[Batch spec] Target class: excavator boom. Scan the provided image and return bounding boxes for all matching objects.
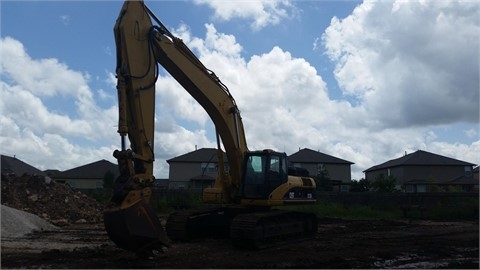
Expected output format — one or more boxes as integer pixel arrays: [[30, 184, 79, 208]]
[[104, 0, 317, 255]]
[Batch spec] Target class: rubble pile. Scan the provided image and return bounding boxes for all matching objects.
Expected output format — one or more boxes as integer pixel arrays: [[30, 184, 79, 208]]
[[1, 173, 104, 226]]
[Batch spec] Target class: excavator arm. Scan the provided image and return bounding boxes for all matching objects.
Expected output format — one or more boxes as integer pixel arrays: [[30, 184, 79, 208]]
[[104, 0, 317, 255], [104, 0, 248, 256], [103, 0, 169, 257]]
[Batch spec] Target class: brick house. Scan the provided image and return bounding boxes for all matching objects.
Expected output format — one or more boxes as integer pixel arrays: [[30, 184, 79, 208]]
[[288, 148, 354, 192], [364, 150, 477, 193]]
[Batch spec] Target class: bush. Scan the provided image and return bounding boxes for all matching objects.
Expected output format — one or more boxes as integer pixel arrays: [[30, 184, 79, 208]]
[[151, 191, 203, 214]]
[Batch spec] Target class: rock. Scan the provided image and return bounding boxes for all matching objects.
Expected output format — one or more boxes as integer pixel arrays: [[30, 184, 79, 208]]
[[75, 219, 87, 224], [51, 219, 70, 227], [45, 176, 52, 185]]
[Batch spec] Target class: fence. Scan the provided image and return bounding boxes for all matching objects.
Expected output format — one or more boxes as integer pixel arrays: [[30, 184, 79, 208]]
[[316, 191, 479, 207]]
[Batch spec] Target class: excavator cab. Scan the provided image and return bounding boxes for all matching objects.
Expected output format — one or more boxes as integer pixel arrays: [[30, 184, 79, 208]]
[[242, 150, 288, 199]]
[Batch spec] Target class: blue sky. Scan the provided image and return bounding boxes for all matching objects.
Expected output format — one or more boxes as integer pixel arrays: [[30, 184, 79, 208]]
[[1, 0, 479, 180]]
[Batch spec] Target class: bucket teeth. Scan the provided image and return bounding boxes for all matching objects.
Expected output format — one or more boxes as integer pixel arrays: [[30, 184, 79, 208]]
[[104, 199, 170, 256]]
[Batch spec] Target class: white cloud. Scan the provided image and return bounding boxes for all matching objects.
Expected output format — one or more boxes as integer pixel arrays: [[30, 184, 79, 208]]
[[59, 15, 70, 26], [0, 37, 119, 171], [1, 0, 478, 183], [193, 0, 297, 30], [1, 37, 90, 98], [464, 128, 478, 139], [428, 140, 480, 168], [322, 0, 479, 128], [0, 82, 93, 137]]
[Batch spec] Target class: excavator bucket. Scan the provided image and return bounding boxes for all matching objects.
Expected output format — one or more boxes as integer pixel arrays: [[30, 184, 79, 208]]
[[104, 198, 170, 257]]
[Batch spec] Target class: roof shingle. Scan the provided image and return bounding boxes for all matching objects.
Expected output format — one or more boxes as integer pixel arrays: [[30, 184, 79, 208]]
[[364, 150, 476, 172], [55, 160, 118, 179], [288, 148, 354, 164]]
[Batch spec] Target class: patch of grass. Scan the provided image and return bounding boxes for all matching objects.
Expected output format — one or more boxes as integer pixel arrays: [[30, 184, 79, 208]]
[[275, 200, 403, 220], [151, 191, 204, 214], [276, 196, 479, 221]]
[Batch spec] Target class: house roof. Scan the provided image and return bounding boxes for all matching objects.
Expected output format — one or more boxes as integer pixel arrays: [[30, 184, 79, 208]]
[[1, 155, 45, 176], [288, 148, 354, 165], [167, 148, 227, 163], [364, 150, 476, 172], [54, 160, 118, 179], [443, 174, 478, 185]]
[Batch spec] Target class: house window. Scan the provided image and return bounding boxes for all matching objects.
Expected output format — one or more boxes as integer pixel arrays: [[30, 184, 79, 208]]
[[417, 184, 426, 193], [317, 163, 326, 174], [201, 163, 217, 174], [465, 166, 472, 177], [67, 181, 76, 189], [405, 184, 415, 193]]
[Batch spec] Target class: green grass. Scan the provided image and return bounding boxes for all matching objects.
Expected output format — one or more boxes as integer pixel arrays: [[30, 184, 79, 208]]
[[274, 200, 403, 220], [151, 191, 204, 214], [275, 197, 479, 221]]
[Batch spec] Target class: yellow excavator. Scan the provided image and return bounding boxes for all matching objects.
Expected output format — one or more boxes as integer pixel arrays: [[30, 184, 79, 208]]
[[104, 0, 317, 257]]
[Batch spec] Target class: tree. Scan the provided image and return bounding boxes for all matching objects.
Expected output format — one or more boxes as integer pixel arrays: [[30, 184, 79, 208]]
[[371, 174, 398, 192], [350, 178, 370, 192], [315, 169, 332, 191], [103, 170, 115, 189]]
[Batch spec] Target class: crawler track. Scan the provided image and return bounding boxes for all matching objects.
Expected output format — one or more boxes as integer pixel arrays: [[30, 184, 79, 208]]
[[230, 210, 318, 249], [166, 208, 231, 240], [166, 208, 317, 249]]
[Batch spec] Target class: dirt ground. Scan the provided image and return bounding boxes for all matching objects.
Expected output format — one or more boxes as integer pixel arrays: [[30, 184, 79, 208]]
[[1, 218, 478, 269]]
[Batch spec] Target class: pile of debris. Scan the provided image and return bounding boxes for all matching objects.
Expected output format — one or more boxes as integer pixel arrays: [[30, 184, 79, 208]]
[[1, 173, 104, 226]]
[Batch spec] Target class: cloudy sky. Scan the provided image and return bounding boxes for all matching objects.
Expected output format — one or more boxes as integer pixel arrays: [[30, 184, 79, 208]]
[[1, 0, 478, 180]]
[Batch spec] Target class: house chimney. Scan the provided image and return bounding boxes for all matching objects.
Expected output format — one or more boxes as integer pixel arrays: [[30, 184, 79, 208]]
[[195, 145, 197, 151]]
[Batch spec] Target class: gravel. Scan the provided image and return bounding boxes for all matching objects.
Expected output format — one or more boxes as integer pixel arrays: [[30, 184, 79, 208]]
[[1, 204, 58, 238]]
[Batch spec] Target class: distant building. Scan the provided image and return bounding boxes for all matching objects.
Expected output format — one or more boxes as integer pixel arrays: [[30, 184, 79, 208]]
[[166, 148, 226, 190], [53, 160, 118, 190], [1, 155, 45, 176], [288, 148, 354, 192], [153, 178, 169, 191], [364, 150, 477, 193]]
